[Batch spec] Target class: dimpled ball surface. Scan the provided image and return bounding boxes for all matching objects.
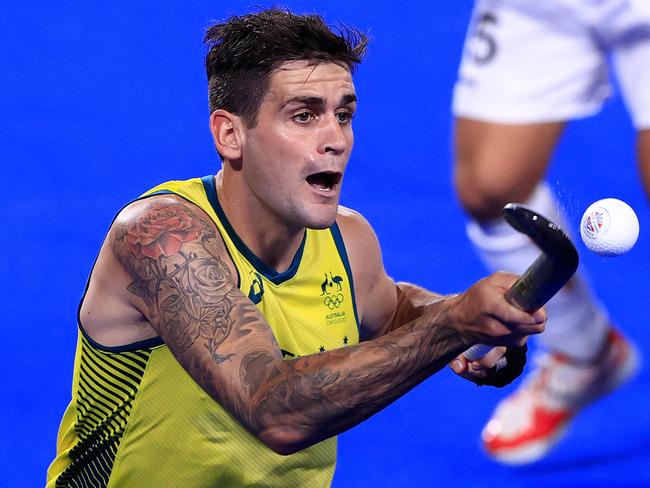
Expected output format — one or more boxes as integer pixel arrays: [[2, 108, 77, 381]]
[[580, 198, 639, 256]]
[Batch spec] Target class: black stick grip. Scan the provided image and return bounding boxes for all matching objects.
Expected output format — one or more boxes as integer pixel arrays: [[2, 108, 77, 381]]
[[464, 203, 579, 360]]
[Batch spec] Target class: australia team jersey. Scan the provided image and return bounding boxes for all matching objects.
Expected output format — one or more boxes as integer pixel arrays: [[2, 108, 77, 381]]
[[47, 175, 361, 487]]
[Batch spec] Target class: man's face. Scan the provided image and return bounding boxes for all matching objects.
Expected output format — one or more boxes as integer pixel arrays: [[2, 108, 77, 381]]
[[240, 60, 356, 230]]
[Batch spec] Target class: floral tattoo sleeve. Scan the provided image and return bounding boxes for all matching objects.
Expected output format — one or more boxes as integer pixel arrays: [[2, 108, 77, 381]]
[[113, 199, 256, 362], [110, 197, 467, 453]]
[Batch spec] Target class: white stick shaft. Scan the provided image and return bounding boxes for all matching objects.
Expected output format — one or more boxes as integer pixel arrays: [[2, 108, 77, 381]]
[[464, 343, 493, 361]]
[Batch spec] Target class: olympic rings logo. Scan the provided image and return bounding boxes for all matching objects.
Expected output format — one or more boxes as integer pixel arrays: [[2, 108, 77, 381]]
[[323, 293, 344, 309]]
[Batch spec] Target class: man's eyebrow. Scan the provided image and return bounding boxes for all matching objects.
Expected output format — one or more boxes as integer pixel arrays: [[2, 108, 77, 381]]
[[282, 96, 325, 109], [340, 94, 357, 106], [281, 94, 357, 109]]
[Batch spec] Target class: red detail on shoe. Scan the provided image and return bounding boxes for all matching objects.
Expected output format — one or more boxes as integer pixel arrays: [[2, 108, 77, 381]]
[[483, 406, 572, 453], [481, 326, 638, 462]]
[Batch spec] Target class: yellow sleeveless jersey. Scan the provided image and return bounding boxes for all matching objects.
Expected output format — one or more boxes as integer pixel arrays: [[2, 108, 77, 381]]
[[47, 175, 360, 487]]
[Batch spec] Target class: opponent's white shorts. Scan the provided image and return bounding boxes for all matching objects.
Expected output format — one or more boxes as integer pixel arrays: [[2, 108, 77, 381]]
[[452, 0, 650, 128]]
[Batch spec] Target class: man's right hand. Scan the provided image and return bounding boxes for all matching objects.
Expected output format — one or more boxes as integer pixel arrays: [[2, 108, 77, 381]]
[[446, 271, 546, 349]]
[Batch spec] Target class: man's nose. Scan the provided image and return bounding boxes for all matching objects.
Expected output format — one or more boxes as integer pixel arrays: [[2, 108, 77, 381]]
[[319, 116, 348, 155]]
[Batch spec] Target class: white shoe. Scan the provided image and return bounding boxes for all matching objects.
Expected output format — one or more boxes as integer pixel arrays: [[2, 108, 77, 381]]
[[481, 327, 639, 465]]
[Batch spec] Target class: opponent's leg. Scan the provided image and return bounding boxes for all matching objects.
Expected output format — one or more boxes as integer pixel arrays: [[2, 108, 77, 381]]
[[454, 118, 638, 465], [452, 0, 640, 464], [608, 1, 650, 198], [454, 118, 611, 361], [637, 129, 650, 197], [454, 119, 560, 220]]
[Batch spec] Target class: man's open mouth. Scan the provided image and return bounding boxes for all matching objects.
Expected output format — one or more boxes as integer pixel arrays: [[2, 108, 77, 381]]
[[306, 171, 342, 192]]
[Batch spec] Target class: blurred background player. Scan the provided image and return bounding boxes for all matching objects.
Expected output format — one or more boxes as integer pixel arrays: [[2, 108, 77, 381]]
[[452, 0, 648, 464]]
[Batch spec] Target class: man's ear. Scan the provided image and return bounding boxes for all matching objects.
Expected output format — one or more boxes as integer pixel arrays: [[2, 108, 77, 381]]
[[209, 109, 244, 160]]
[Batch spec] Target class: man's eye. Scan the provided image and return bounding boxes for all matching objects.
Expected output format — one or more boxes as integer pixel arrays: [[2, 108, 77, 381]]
[[294, 112, 314, 123], [336, 112, 354, 123]]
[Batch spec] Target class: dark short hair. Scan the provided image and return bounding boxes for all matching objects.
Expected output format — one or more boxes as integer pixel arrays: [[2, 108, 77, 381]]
[[204, 8, 368, 128]]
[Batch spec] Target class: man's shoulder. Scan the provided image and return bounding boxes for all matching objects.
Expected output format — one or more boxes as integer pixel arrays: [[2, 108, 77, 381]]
[[334, 205, 381, 267], [114, 193, 194, 226], [333, 208, 396, 334], [139, 176, 209, 198], [110, 193, 218, 261], [112, 176, 206, 222], [109, 190, 236, 284], [335, 205, 371, 234]]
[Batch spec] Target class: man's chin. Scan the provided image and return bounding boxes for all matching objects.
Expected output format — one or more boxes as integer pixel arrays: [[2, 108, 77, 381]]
[[306, 217, 337, 230], [304, 206, 339, 230]]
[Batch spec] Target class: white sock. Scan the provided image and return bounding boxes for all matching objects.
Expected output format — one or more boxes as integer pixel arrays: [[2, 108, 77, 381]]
[[466, 183, 610, 361]]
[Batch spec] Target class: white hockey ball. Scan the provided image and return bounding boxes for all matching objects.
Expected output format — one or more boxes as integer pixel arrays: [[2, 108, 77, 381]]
[[580, 198, 639, 256]]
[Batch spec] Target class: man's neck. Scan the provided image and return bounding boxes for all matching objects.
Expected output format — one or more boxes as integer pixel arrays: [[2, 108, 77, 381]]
[[215, 171, 305, 273]]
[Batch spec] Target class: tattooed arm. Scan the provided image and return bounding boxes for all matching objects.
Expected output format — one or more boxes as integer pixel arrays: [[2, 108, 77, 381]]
[[337, 207, 541, 381], [110, 196, 545, 455]]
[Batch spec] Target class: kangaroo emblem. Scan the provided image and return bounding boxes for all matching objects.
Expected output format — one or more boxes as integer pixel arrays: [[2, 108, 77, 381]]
[[320, 273, 332, 295]]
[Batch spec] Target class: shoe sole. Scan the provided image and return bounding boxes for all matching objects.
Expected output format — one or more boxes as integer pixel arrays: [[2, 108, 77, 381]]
[[488, 423, 569, 465]]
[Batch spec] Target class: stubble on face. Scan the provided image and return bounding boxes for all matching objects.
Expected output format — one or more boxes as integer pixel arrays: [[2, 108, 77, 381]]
[[240, 61, 356, 232]]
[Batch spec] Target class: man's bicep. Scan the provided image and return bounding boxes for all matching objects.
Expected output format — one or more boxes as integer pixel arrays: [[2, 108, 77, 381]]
[[359, 271, 399, 339], [110, 197, 282, 424]]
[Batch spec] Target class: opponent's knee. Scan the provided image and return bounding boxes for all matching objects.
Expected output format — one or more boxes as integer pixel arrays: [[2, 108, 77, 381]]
[[454, 166, 513, 220]]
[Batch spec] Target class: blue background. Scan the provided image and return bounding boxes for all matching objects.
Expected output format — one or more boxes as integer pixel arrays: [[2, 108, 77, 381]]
[[3, 1, 649, 486]]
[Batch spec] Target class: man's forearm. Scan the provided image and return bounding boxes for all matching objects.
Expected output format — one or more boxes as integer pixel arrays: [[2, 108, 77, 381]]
[[248, 294, 467, 454], [384, 282, 454, 334]]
